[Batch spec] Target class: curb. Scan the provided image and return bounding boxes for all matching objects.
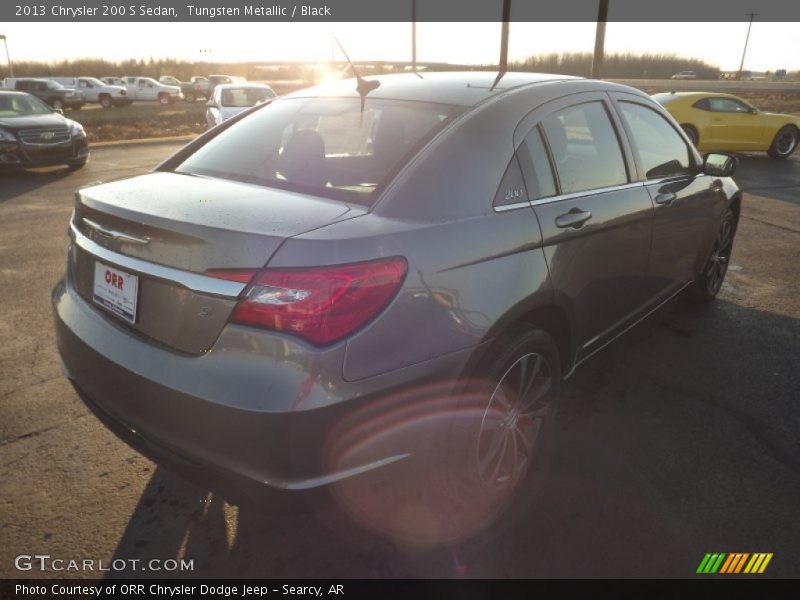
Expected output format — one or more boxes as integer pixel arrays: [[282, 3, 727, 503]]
[[91, 135, 197, 148]]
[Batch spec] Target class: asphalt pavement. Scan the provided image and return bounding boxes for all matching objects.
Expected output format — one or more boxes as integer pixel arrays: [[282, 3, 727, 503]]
[[0, 144, 798, 578]]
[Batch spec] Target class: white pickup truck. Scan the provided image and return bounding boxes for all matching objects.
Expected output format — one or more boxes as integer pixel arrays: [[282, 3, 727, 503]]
[[121, 77, 183, 104], [51, 77, 131, 108]]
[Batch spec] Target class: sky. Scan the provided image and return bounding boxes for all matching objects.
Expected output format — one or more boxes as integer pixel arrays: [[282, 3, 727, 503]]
[[1, 22, 798, 71]]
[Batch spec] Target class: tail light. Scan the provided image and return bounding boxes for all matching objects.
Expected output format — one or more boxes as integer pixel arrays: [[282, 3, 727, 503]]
[[207, 257, 407, 345]]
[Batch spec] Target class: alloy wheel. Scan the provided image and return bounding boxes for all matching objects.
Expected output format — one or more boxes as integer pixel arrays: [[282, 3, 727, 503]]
[[476, 352, 553, 490], [706, 217, 734, 295]]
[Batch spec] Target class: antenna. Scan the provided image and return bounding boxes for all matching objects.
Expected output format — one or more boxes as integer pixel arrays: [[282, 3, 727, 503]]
[[334, 37, 380, 123], [489, 0, 511, 91]]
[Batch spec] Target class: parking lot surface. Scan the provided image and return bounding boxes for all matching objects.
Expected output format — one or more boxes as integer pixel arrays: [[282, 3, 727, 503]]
[[1, 144, 798, 578]]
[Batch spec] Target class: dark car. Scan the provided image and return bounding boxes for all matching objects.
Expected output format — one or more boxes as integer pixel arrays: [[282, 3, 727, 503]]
[[53, 73, 739, 543], [0, 91, 89, 170], [13, 79, 86, 111]]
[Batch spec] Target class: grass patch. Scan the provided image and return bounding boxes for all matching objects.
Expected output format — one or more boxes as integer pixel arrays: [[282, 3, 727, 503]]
[[69, 102, 208, 142]]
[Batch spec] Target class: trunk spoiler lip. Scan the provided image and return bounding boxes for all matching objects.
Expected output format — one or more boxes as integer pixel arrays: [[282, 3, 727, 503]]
[[69, 220, 246, 299]]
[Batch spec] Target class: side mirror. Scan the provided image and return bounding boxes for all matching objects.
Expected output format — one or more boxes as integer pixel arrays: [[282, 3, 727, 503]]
[[703, 153, 737, 177]]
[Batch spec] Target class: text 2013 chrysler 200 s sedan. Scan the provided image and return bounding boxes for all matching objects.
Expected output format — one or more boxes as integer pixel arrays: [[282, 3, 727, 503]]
[[53, 72, 739, 542]]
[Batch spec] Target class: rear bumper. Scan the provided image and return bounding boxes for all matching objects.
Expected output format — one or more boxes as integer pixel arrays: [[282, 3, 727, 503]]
[[52, 274, 475, 494]]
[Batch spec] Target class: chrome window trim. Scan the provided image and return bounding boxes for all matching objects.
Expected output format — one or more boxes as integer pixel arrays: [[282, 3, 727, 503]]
[[493, 201, 532, 213], [69, 221, 246, 299], [529, 181, 646, 207]]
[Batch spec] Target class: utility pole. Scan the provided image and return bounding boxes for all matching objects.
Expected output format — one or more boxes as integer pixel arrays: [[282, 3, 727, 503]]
[[590, 0, 609, 79], [411, 0, 417, 72], [0, 35, 12, 77], [737, 12, 757, 80], [490, 0, 511, 90]]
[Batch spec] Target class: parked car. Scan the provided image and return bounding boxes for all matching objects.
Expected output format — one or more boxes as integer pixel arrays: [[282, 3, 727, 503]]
[[159, 76, 210, 102], [671, 71, 697, 80], [207, 74, 246, 94], [100, 77, 127, 87], [653, 91, 800, 158], [9, 79, 85, 111], [52, 76, 131, 109], [0, 90, 88, 170], [205, 83, 276, 128], [121, 77, 182, 104], [53, 73, 740, 539]]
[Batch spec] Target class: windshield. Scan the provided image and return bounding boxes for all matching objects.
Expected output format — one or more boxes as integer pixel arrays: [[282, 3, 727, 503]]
[[220, 87, 275, 107], [0, 93, 54, 116], [83, 77, 106, 86], [175, 97, 464, 205]]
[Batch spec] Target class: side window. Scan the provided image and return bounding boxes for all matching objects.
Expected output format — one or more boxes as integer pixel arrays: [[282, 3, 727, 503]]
[[540, 101, 628, 194], [693, 98, 710, 111], [708, 98, 750, 113], [493, 156, 529, 207], [517, 126, 556, 199], [618, 102, 692, 179]]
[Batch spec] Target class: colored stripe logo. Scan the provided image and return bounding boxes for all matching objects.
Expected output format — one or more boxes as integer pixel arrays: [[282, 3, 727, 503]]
[[697, 553, 773, 574]]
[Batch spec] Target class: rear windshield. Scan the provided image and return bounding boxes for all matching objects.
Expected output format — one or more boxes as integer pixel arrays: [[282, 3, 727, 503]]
[[174, 97, 465, 205]]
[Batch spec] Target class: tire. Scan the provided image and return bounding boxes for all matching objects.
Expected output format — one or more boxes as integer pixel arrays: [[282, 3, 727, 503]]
[[184, 92, 196, 103], [681, 124, 699, 146], [158, 93, 170, 106], [688, 208, 736, 303], [67, 158, 87, 171], [767, 125, 798, 159], [51, 98, 64, 111], [99, 94, 113, 109], [433, 327, 562, 544]]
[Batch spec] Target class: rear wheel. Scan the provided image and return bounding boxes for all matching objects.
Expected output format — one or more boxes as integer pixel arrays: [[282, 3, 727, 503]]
[[767, 125, 798, 159], [681, 124, 699, 146], [436, 328, 562, 543], [688, 208, 736, 303]]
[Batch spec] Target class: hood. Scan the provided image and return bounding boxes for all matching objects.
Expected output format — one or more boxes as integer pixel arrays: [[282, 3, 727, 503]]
[[0, 112, 68, 131]]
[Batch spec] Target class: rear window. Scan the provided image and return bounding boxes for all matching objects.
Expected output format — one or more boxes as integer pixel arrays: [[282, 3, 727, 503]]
[[174, 97, 464, 205], [220, 87, 275, 107]]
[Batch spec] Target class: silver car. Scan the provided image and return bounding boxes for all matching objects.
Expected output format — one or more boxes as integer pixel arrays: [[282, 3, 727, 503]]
[[205, 83, 276, 128], [53, 72, 739, 543]]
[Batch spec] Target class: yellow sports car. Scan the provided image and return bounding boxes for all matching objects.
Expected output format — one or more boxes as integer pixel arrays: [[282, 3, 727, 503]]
[[652, 92, 800, 159]]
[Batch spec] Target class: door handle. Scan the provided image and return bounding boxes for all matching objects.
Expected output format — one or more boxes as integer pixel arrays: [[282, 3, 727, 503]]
[[555, 208, 592, 229], [654, 191, 677, 206]]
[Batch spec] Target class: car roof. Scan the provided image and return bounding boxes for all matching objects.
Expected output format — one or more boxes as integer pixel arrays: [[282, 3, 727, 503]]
[[283, 71, 582, 107]]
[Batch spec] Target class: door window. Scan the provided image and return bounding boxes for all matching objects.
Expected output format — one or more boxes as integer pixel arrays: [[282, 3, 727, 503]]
[[540, 102, 628, 194], [618, 102, 693, 179], [517, 126, 557, 199], [707, 98, 751, 113]]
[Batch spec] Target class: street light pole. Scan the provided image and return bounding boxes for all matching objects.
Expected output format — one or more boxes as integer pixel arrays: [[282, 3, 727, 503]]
[[737, 12, 756, 80], [0, 35, 13, 78]]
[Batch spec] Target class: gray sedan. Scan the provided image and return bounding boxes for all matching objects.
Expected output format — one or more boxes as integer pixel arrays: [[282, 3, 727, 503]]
[[53, 72, 739, 544]]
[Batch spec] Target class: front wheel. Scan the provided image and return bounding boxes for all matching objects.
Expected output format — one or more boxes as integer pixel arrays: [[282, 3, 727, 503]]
[[688, 208, 736, 303], [767, 125, 798, 159], [158, 93, 170, 106], [99, 95, 113, 109]]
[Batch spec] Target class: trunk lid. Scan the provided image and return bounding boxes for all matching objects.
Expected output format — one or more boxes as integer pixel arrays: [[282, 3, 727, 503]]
[[70, 171, 362, 354]]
